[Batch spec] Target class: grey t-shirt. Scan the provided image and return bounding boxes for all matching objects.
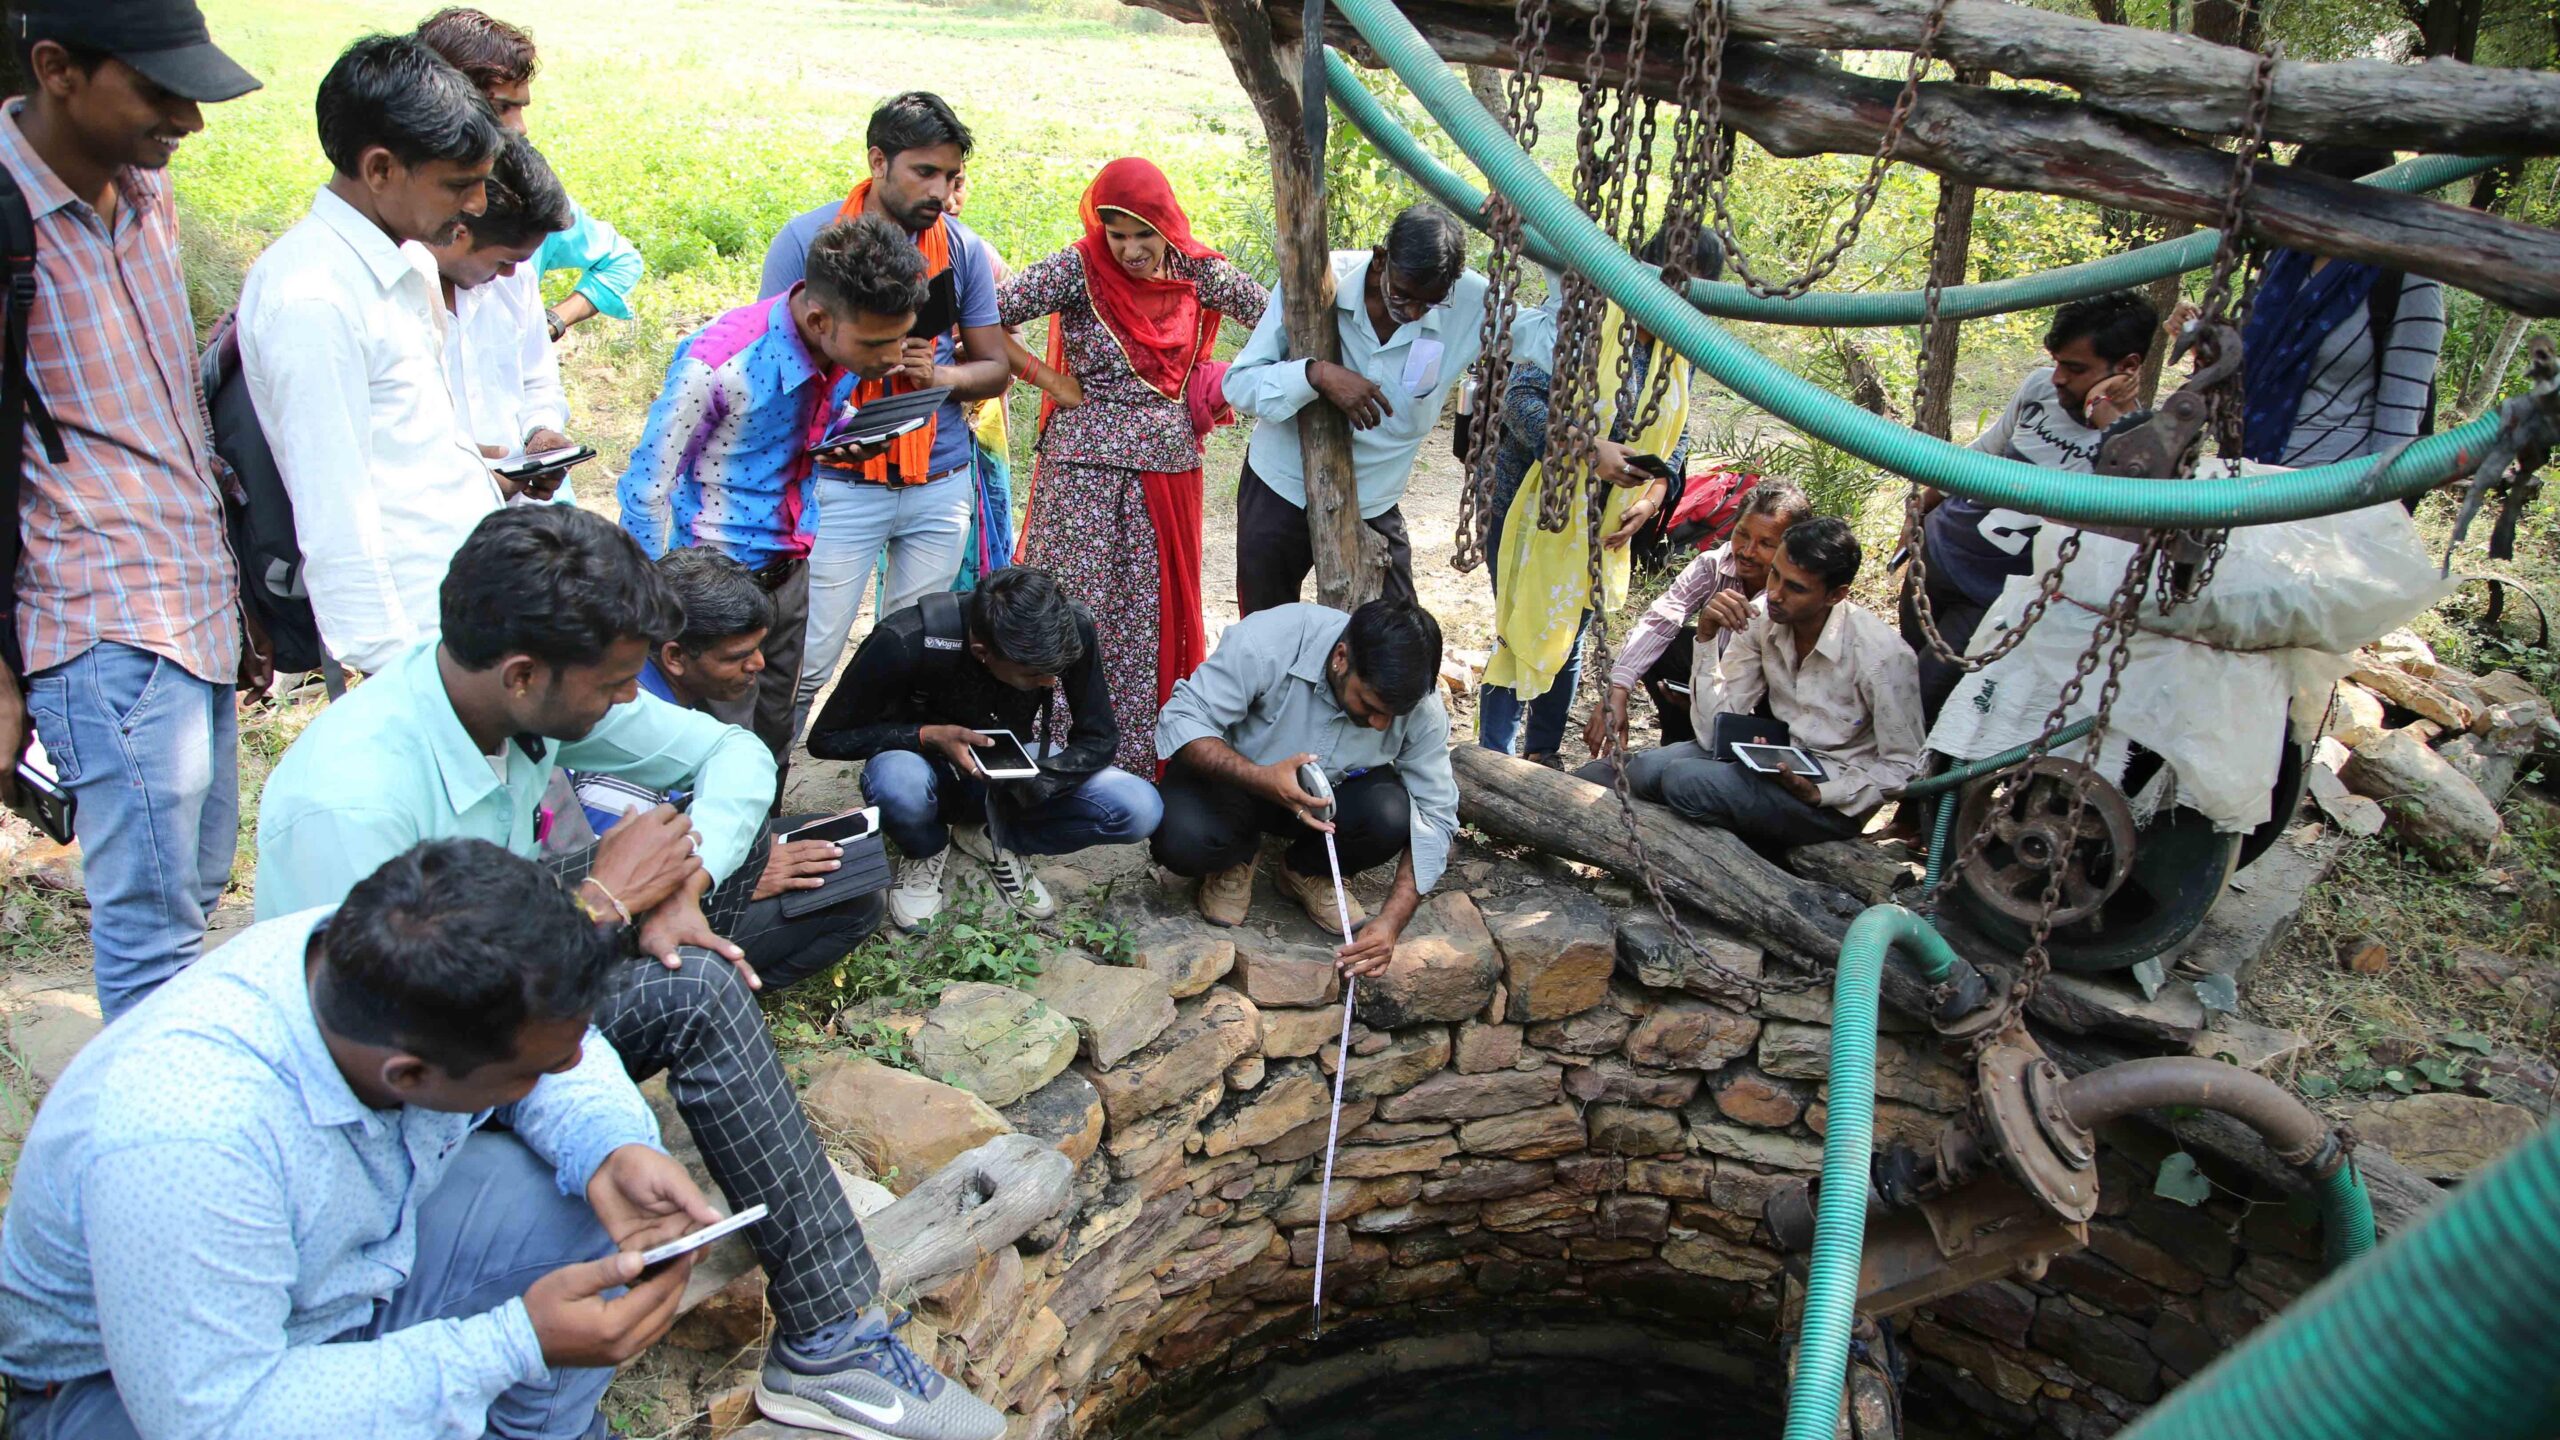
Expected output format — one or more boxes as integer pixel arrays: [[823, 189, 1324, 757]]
[[1925, 367, 2102, 606]]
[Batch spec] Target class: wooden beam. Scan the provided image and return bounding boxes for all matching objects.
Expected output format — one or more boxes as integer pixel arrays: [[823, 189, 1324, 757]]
[[1127, 0, 2560, 314], [1197, 0, 1381, 611]]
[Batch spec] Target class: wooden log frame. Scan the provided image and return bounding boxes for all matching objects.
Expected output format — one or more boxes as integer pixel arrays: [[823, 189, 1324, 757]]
[[1126, 0, 2560, 314], [1196, 0, 1387, 611]]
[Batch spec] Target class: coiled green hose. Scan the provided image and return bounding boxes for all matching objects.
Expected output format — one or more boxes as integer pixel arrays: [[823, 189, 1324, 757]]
[[1321, 49, 2496, 327], [1328, 0, 2520, 529], [2123, 1124, 2560, 1440], [2318, 1162, 2376, 1268], [1783, 905, 1961, 1440]]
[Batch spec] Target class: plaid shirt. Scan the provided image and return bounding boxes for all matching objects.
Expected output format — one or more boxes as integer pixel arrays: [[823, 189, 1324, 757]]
[[0, 104, 236, 682]]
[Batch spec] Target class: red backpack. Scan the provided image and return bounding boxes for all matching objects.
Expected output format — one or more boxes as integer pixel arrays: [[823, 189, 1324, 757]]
[[1663, 468, 1761, 552]]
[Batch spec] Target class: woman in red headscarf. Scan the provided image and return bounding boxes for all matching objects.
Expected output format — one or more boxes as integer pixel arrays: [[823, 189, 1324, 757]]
[[998, 157, 1267, 777]]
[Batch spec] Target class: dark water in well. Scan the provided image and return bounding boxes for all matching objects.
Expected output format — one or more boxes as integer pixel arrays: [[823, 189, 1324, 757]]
[[1272, 1352, 1788, 1440]]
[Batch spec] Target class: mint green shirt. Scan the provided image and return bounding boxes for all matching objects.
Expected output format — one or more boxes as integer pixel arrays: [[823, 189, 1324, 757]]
[[253, 641, 776, 919]]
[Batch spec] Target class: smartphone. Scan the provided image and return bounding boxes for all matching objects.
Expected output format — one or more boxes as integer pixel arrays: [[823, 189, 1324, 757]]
[[1731, 742, 1830, 782], [1661, 678, 1693, 697], [637, 1202, 769, 1276], [972, 728, 1042, 781], [10, 746, 73, 846], [1623, 451, 1677, 480], [785, 807, 879, 847], [495, 444, 597, 481]]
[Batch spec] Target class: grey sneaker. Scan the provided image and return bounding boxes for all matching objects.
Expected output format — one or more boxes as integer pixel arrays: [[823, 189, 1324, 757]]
[[986, 847, 1056, 920], [886, 850, 949, 931], [756, 1308, 1003, 1440]]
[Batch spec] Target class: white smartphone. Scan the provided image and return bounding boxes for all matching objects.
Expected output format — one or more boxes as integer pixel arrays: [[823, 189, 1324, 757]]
[[638, 1202, 768, 1271], [1731, 742, 1829, 782], [972, 728, 1042, 781]]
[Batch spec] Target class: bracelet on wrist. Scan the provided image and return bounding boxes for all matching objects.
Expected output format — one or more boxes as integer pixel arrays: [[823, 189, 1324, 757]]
[[578, 876, 633, 927], [545, 308, 569, 342]]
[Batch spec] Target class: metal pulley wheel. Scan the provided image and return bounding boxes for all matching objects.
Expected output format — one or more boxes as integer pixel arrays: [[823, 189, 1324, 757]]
[[1953, 757, 2138, 928]]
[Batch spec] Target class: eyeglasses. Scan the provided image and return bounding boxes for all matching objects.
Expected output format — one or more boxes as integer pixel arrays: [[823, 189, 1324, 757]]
[[1379, 266, 1452, 321]]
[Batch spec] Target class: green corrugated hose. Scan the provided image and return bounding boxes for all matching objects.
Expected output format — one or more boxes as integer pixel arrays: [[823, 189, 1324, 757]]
[[2123, 1123, 2560, 1440], [1784, 905, 1961, 1440], [2318, 1163, 2376, 1267], [1329, 0, 2520, 528], [1321, 49, 2496, 327]]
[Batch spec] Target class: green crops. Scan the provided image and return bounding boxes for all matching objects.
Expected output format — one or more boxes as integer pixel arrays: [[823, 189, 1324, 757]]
[[1322, 50, 2496, 327], [1782, 905, 1962, 1440], [1329, 0, 2519, 528], [2123, 1126, 2560, 1440]]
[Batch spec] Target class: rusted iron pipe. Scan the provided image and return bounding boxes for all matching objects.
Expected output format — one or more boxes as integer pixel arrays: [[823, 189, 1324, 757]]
[[2061, 1056, 2329, 1170]]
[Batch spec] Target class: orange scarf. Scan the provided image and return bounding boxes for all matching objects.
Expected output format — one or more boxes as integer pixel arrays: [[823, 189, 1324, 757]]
[[828, 182, 954, 485]]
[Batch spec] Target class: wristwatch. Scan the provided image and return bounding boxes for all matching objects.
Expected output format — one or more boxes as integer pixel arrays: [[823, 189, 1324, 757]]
[[545, 307, 569, 342]]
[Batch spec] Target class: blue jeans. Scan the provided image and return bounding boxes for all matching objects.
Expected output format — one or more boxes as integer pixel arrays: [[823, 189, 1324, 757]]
[[22, 642, 239, 1020], [861, 749, 1163, 859], [1476, 611, 1589, 758], [795, 471, 975, 738], [0, 1133, 617, 1440]]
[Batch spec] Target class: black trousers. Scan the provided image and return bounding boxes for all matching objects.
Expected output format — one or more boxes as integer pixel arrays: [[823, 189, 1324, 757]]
[[1897, 574, 1991, 729], [732, 814, 886, 992], [1640, 624, 1700, 748], [1151, 760, 1411, 879], [1235, 460, 1416, 617], [546, 821, 883, 1337]]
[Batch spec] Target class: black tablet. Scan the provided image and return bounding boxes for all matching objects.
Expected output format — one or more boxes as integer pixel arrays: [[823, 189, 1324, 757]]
[[810, 387, 953, 453], [495, 443, 597, 481]]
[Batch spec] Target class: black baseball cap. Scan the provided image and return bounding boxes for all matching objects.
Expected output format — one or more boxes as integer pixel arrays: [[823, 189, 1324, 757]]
[[11, 0, 262, 104]]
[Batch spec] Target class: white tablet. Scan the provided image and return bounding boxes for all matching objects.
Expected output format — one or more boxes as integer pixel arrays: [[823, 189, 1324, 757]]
[[1731, 742, 1828, 782], [973, 728, 1043, 781]]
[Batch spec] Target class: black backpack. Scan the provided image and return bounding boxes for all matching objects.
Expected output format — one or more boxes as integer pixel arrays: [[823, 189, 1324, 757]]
[[200, 310, 326, 673], [0, 166, 67, 678]]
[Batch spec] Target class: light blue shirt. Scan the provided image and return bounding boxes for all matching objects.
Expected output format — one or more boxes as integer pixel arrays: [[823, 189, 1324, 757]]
[[0, 907, 660, 1437], [254, 640, 776, 919], [1222, 251, 1557, 519], [533, 198, 644, 321], [1156, 603, 1459, 891]]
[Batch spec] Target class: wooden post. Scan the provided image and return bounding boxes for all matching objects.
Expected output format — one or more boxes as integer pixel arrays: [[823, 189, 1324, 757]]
[[1912, 140, 1979, 440], [1197, 0, 1381, 611]]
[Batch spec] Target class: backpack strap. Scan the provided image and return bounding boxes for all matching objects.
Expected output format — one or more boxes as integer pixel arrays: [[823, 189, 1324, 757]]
[[909, 589, 970, 708], [0, 165, 65, 678]]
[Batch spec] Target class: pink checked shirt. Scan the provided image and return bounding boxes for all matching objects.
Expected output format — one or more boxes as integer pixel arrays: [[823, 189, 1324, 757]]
[[0, 104, 236, 683]]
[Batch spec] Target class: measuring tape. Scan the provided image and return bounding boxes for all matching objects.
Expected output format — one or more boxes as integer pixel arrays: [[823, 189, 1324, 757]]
[[1300, 761, 1361, 1337]]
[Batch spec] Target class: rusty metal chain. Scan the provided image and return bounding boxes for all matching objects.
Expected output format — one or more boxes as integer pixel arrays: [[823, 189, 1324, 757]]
[[2199, 29, 2279, 464], [1696, 0, 1953, 300], [1451, 0, 1558, 574]]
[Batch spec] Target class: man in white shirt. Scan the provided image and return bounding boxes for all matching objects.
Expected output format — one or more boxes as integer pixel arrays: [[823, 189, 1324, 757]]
[[237, 33, 508, 673], [1620, 518, 1925, 850], [1221, 204, 1556, 614], [426, 131, 578, 500]]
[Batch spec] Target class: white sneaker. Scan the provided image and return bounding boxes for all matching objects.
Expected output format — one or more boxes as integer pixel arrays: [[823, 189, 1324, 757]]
[[887, 850, 950, 930], [986, 848, 1056, 920], [949, 822, 994, 864]]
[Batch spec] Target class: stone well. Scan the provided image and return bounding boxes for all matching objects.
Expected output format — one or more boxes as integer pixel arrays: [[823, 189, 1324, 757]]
[[728, 850, 2371, 1440]]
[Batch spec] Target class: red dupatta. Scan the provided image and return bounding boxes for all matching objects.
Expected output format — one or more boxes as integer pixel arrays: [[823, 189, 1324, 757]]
[[1041, 157, 1228, 432]]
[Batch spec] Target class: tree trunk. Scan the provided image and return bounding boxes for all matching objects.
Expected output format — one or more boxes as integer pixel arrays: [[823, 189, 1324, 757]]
[[2458, 308, 2530, 420], [1466, 62, 1510, 126], [1913, 159, 1979, 441], [1835, 332, 1899, 420], [1197, 0, 1379, 611], [1451, 745, 1869, 963], [2136, 228, 2193, 409], [1140, 0, 2560, 313]]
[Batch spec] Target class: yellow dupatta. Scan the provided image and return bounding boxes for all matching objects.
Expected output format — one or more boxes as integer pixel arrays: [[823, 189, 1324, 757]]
[[1482, 313, 1695, 701]]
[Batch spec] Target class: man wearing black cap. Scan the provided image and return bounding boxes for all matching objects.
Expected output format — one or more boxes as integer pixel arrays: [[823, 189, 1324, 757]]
[[0, 0, 261, 1020]]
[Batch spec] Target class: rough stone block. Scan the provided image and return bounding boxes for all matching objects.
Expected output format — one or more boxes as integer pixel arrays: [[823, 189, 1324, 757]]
[[1933, 1278, 2038, 1349], [911, 982, 1080, 1108], [2341, 1092, 2539, 1179], [1587, 1103, 1685, 1155], [1684, 1112, 1822, 1172], [1553, 1154, 1627, 1195], [1616, 907, 1764, 1003], [1625, 1156, 1716, 1200], [1453, 1019, 1525, 1074], [1199, 1059, 1330, 1158], [1230, 936, 1341, 1008], [1595, 1193, 1672, 1242], [1458, 1103, 1587, 1159], [1623, 994, 1761, 1071], [803, 1056, 1012, 1195], [1225, 1054, 1266, 1090], [1347, 1118, 1453, 1144], [1709, 1067, 1805, 1128], [1331, 1136, 1463, 1178], [1758, 1021, 1968, 1112], [1361, 896, 1502, 1027], [1132, 920, 1236, 998], [1000, 1069, 1106, 1168], [1418, 1157, 1554, 1204], [1256, 1099, 1375, 1164], [1321, 1024, 1451, 1100], [1029, 950, 1177, 1071], [1260, 1007, 1341, 1060], [2030, 1296, 2161, 1403], [1483, 890, 1617, 1021], [1373, 1065, 1561, 1122], [1084, 987, 1261, 1128], [1480, 1188, 1593, 1231], [1155, 1219, 1277, 1296], [1661, 1230, 1781, 1282], [1526, 1007, 1635, 1055], [1562, 1057, 1700, 1109]]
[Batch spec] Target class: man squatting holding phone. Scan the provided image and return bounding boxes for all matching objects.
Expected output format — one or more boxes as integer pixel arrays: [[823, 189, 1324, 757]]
[[804, 565, 1162, 930]]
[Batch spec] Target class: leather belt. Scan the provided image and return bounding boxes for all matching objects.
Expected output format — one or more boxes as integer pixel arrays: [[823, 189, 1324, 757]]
[[751, 556, 806, 593]]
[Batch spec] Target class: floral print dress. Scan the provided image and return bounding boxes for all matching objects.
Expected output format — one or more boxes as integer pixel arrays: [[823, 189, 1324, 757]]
[[998, 247, 1267, 775]]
